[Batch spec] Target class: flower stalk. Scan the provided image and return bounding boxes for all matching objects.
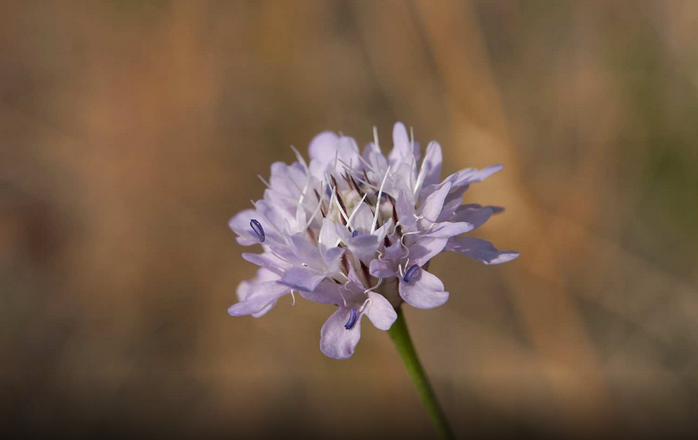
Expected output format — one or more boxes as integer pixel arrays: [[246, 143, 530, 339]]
[[388, 306, 455, 440]]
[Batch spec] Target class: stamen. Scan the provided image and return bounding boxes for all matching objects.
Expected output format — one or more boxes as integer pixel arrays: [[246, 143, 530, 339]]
[[364, 277, 383, 295], [373, 126, 381, 153], [345, 308, 358, 330], [353, 175, 379, 191], [357, 154, 378, 175], [250, 219, 265, 242], [359, 298, 373, 313], [403, 264, 420, 283], [289, 145, 308, 170], [399, 230, 420, 257], [346, 193, 368, 230], [338, 284, 349, 306], [298, 177, 310, 204], [414, 153, 429, 196], [305, 195, 324, 230], [331, 188, 350, 226], [257, 175, 272, 189], [408, 156, 416, 192], [371, 165, 391, 234], [332, 149, 339, 172], [352, 230, 359, 238]]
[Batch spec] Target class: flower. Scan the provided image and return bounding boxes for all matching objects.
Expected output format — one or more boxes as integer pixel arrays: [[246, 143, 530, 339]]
[[228, 123, 519, 359]]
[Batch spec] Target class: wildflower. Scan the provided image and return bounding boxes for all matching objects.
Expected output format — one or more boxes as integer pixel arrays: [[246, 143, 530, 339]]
[[228, 123, 518, 359]]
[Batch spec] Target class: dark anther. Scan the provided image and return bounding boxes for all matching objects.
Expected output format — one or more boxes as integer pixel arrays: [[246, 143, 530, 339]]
[[345, 308, 358, 330], [250, 219, 265, 242], [403, 264, 420, 283]]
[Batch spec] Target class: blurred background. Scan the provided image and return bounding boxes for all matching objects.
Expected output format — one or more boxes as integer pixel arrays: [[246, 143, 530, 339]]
[[2, 0, 698, 438]]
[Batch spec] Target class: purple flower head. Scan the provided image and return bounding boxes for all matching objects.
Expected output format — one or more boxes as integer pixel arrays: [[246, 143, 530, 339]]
[[229, 122, 518, 359]]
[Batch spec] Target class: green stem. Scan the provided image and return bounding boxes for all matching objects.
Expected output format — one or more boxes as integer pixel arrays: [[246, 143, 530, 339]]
[[388, 306, 455, 440]]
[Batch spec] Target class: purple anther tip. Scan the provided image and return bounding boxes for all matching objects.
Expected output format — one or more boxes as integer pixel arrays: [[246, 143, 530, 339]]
[[344, 308, 358, 330], [403, 264, 420, 283], [250, 219, 265, 242], [352, 230, 359, 238]]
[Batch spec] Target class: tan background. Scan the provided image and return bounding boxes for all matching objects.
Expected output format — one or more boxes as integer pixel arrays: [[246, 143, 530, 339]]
[[2, 0, 698, 438]]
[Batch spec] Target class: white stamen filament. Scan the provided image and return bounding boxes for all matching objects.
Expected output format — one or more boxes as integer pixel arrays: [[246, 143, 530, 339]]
[[289, 145, 312, 204], [346, 193, 368, 230], [408, 156, 416, 193], [324, 176, 350, 226], [326, 184, 337, 220], [359, 298, 373, 313], [258, 175, 305, 203], [338, 285, 348, 307], [298, 176, 310, 204], [351, 175, 379, 191], [332, 150, 339, 172], [304, 195, 324, 230], [373, 126, 381, 153], [371, 165, 391, 234], [399, 230, 420, 260], [289, 145, 308, 170], [364, 277, 383, 295], [356, 154, 378, 175], [257, 175, 271, 188], [414, 155, 428, 196]]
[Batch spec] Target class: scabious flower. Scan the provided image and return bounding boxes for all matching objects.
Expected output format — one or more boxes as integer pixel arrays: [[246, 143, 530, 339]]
[[228, 123, 518, 359]]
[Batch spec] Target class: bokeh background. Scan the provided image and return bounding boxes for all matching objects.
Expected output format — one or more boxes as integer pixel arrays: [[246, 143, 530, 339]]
[[2, 0, 698, 438]]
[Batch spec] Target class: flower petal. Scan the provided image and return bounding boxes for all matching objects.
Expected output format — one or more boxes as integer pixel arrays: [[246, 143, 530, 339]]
[[228, 281, 290, 316], [420, 181, 452, 222], [346, 234, 380, 264], [278, 267, 326, 292], [460, 203, 504, 214], [436, 198, 461, 223], [421, 141, 443, 187], [308, 131, 340, 163], [451, 164, 503, 187], [369, 258, 395, 278], [388, 122, 412, 165], [452, 205, 495, 229], [423, 221, 474, 238], [399, 269, 449, 309], [236, 268, 280, 317], [242, 252, 291, 275], [366, 292, 397, 330], [320, 307, 362, 360], [318, 218, 340, 248], [396, 190, 418, 231], [350, 202, 375, 233], [300, 281, 343, 305], [289, 234, 325, 268], [228, 209, 261, 246], [408, 237, 448, 266], [446, 237, 519, 265], [322, 246, 345, 273]]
